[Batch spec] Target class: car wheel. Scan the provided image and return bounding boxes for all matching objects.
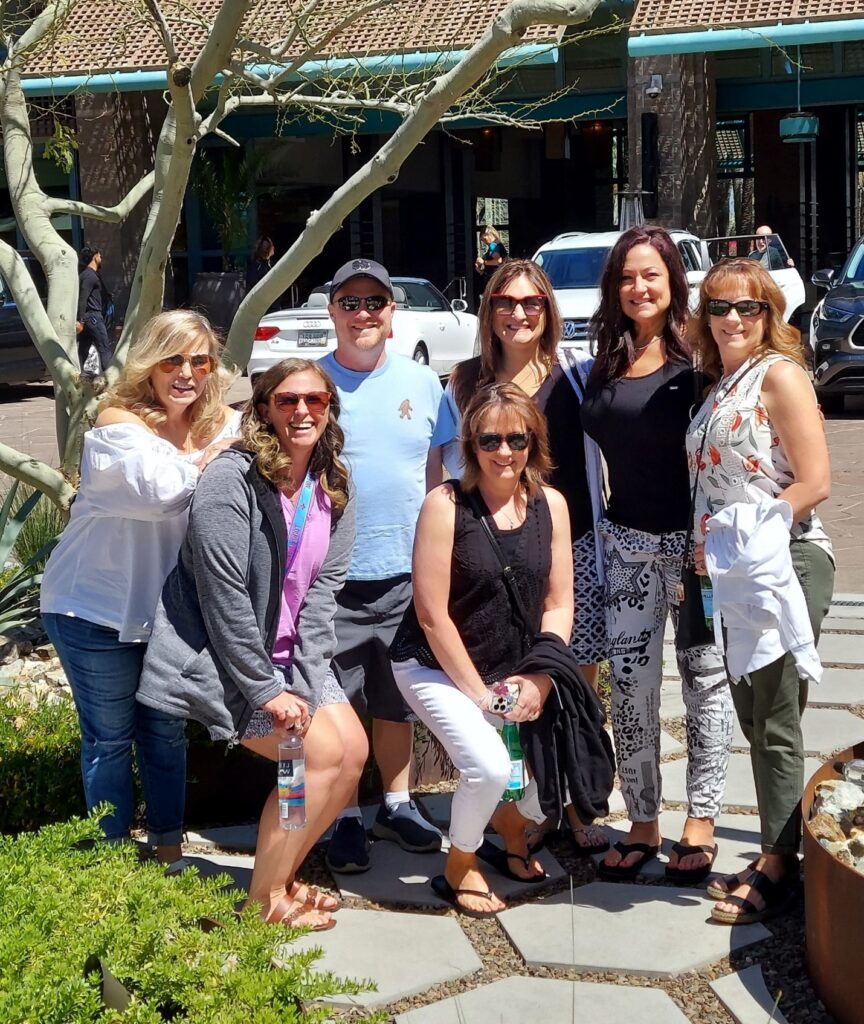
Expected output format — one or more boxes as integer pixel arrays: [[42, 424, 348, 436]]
[[412, 343, 429, 365], [817, 391, 844, 414]]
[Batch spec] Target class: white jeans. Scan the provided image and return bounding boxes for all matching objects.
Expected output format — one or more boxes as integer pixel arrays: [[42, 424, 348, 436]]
[[392, 659, 544, 852]]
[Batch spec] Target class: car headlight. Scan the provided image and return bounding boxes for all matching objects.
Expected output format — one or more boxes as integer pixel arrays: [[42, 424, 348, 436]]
[[821, 303, 853, 323]]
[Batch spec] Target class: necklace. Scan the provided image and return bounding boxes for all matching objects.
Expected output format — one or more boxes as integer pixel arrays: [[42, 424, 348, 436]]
[[632, 335, 661, 352]]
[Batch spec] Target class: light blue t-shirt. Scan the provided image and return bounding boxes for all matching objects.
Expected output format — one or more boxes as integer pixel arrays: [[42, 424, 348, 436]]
[[319, 351, 444, 580]]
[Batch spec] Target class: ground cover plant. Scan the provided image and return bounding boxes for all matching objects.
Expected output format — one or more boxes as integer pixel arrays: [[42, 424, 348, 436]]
[[0, 813, 375, 1023]]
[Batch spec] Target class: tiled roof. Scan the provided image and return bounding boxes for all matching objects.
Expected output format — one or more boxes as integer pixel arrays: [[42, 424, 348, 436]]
[[630, 0, 864, 33], [25, 0, 566, 78]]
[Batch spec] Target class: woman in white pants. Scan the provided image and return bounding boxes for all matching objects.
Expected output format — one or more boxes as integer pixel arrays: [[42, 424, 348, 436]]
[[390, 383, 573, 916]]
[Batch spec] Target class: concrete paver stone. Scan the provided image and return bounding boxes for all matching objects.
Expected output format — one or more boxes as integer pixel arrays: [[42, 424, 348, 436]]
[[710, 966, 790, 1024], [822, 616, 864, 633], [660, 680, 687, 721], [283, 907, 482, 1008], [497, 882, 771, 977], [817, 633, 864, 666], [186, 825, 258, 852], [660, 753, 824, 811], [807, 668, 864, 707], [594, 810, 762, 880], [395, 976, 691, 1023], [331, 836, 565, 906], [732, 705, 864, 756]]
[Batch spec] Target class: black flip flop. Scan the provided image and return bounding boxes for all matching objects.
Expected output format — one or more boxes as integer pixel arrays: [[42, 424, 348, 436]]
[[664, 841, 719, 884], [597, 841, 660, 880], [476, 839, 548, 884], [430, 874, 502, 918]]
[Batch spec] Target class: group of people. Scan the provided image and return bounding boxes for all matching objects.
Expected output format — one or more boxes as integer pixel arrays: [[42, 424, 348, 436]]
[[42, 228, 833, 932]]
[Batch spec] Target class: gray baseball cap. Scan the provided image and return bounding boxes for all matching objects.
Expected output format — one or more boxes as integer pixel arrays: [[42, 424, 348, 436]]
[[329, 258, 392, 299]]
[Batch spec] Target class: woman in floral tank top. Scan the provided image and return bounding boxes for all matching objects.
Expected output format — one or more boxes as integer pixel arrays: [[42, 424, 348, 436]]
[[686, 259, 834, 926]]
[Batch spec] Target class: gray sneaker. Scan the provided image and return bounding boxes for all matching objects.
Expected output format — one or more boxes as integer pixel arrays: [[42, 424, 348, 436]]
[[372, 799, 443, 852]]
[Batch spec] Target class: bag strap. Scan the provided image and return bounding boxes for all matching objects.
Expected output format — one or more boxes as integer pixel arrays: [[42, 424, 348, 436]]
[[559, 349, 586, 403], [464, 487, 532, 636]]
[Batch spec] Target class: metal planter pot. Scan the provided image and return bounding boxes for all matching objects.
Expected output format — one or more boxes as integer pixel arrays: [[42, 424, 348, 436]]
[[802, 743, 864, 1024]]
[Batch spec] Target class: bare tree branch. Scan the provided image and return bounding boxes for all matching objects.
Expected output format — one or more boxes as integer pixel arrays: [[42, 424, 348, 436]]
[[45, 171, 155, 223], [142, 0, 179, 65]]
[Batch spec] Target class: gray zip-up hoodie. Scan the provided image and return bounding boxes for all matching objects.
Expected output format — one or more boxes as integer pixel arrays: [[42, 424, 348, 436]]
[[137, 447, 355, 741]]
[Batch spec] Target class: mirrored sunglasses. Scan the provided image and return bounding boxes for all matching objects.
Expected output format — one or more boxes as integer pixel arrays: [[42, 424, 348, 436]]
[[476, 431, 531, 452], [334, 295, 389, 312], [707, 299, 768, 318], [272, 390, 331, 412], [490, 294, 547, 315], [156, 353, 212, 376]]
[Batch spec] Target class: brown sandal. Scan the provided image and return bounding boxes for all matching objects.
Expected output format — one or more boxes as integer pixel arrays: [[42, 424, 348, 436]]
[[266, 896, 336, 932], [289, 881, 341, 912]]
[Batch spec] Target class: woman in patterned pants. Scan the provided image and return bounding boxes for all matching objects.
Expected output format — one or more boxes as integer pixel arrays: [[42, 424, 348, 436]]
[[581, 226, 733, 882]]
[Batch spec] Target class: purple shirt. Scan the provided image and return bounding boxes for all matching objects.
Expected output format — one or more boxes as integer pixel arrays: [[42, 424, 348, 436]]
[[271, 483, 332, 666]]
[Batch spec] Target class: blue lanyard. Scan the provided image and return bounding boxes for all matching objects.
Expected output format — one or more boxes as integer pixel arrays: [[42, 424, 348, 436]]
[[284, 473, 316, 578]]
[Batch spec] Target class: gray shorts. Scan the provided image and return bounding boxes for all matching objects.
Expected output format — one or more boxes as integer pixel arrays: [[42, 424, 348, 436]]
[[332, 574, 416, 723], [243, 665, 347, 739]]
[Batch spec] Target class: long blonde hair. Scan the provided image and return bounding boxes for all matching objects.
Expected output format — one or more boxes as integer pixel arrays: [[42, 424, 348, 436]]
[[241, 359, 350, 520], [690, 259, 804, 383], [100, 310, 235, 445]]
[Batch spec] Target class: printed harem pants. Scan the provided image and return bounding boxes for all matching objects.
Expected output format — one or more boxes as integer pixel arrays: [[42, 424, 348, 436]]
[[600, 519, 733, 822]]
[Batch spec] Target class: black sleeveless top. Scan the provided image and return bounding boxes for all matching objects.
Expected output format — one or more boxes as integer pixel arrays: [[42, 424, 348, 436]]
[[390, 481, 552, 683]]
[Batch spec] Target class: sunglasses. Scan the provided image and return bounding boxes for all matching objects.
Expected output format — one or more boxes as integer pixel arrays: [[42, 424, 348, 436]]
[[334, 295, 390, 312], [707, 299, 769, 317], [156, 353, 212, 376], [490, 294, 547, 315], [272, 390, 331, 412], [476, 431, 531, 452]]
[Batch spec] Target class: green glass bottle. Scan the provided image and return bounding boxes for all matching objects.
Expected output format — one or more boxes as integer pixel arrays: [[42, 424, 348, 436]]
[[501, 722, 525, 801]]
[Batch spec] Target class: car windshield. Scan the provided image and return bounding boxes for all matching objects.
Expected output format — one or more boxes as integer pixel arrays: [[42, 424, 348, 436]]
[[534, 248, 609, 289], [841, 242, 864, 284]]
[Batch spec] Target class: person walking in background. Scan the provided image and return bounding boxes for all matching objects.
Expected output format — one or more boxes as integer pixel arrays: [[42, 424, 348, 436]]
[[320, 258, 446, 873], [138, 360, 363, 932], [40, 310, 240, 866], [687, 260, 833, 924], [247, 236, 276, 292], [432, 259, 610, 855], [581, 225, 734, 883], [76, 245, 113, 374], [390, 384, 574, 915], [475, 226, 508, 280]]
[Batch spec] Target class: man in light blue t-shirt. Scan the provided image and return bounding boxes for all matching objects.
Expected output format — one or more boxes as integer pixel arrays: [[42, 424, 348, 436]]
[[319, 259, 445, 873]]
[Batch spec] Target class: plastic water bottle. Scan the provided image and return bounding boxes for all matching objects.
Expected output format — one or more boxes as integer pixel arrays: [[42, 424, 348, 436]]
[[699, 575, 714, 628], [277, 735, 306, 830], [501, 722, 525, 801]]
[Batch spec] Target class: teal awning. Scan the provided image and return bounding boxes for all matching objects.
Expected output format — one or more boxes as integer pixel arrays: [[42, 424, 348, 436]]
[[629, 18, 864, 56]]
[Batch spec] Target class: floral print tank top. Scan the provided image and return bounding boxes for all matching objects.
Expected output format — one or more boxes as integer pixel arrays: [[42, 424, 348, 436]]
[[685, 354, 833, 559]]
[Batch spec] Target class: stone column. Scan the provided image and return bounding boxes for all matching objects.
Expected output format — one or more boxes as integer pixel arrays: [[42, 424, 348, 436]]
[[75, 91, 161, 317], [627, 53, 718, 236]]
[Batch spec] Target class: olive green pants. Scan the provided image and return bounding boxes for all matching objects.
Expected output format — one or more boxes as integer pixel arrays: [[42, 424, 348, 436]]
[[729, 539, 835, 855]]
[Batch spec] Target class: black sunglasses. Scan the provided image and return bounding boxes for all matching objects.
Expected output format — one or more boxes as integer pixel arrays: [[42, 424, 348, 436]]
[[707, 299, 769, 317], [334, 295, 390, 312], [490, 294, 547, 315], [476, 431, 531, 452]]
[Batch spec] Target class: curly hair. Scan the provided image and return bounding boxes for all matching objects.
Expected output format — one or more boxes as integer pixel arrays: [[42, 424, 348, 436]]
[[450, 259, 561, 414], [460, 382, 552, 497], [588, 225, 691, 386], [241, 358, 350, 521], [101, 310, 236, 446], [689, 259, 805, 384]]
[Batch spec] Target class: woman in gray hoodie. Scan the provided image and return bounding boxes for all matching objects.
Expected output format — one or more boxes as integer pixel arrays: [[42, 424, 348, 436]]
[[138, 358, 361, 932]]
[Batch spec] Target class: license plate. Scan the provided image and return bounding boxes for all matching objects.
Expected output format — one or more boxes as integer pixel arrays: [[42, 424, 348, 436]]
[[298, 330, 327, 347]]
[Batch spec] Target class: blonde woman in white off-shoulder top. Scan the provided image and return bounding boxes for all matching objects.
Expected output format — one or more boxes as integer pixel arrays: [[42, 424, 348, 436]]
[[41, 310, 239, 864]]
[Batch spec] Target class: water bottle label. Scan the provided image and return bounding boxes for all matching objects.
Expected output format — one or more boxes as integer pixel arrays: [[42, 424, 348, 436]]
[[286, 761, 305, 807], [506, 759, 525, 791], [700, 583, 714, 622]]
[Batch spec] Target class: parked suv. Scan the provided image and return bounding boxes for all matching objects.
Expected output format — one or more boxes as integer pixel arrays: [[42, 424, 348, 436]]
[[533, 229, 711, 349], [0, 255, 49, 386], [810, 236, 864, 412]]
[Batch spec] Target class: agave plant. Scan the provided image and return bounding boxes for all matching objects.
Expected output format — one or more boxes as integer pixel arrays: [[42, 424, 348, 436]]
[[0, 482, 60, 634]]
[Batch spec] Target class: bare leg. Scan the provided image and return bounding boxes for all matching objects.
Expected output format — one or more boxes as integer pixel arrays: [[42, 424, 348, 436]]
[[667, 815, 717, 872], [444, 847, 505, 914], [490, 800, 545, 879], [580, 662, 600, 692], [345, 718, 413, 806], [242, 705, 366, 925], [713, 852, 796, 918]]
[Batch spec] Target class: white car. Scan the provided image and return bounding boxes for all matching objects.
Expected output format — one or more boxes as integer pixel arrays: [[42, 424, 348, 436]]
[[247, 276, 477, 381], [532, 230, 804, 351]]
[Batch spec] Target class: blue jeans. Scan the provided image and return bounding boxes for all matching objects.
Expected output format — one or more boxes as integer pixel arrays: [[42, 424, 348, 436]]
[[43, 613, 186, 845]]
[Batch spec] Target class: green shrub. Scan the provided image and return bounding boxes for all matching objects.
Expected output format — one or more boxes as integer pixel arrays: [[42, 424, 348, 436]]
[[0, 813, 377, 1023], [0, 689, 85, 833], [0, 481, 60, 633], [7, 481, 66, 569]]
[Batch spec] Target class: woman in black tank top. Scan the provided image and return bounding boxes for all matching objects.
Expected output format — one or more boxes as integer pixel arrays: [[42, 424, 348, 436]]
[[580, 226, 733, 886], [390, 384, 574, 916]]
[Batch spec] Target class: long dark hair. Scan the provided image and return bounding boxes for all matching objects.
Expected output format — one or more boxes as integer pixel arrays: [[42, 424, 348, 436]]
[[588, 226, 690, 385], [450, 259, 561, 413], [241, 358, 350, 521]]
